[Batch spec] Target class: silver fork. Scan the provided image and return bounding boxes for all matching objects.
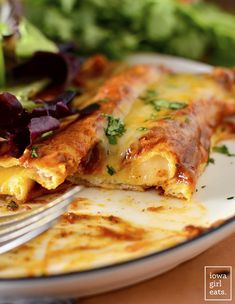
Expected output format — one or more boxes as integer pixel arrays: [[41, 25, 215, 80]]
[[0, 186, 83, 254]]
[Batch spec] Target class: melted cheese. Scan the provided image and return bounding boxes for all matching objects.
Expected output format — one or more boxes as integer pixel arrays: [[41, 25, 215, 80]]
[[1, 68, 234, 202], [74, 72, 234, 199], [0, 166, 34, 201], [0, 157, 19, 168]]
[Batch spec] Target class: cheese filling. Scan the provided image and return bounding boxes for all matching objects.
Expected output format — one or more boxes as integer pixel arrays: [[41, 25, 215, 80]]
[[0, 166, 34, 202]]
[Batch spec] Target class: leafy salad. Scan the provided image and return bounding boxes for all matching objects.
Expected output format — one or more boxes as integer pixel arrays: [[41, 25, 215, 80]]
[[0, 0, 83, 158], [0, 0, 234, 160], [24, 0, 235, 66]]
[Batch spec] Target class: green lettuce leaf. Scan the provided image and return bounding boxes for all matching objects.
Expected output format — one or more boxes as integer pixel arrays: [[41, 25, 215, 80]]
[[16, 18, 57, 58], [2, 79, 50, 111]]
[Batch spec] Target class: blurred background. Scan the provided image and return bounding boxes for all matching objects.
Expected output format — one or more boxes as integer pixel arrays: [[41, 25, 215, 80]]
[[23, 0, 235, 66]]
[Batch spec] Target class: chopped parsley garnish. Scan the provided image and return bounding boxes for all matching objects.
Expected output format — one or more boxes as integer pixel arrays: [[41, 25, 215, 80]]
[[106, 165, 116, 176], [152, 100, 187, 111], [213, 145, 235, 157], [185, 117, 190, 124], [41, 130, 54, 139], [67, 86, 84, 94], [140, 89, 157, 102], [104, 115, 126, 145], [148, 113, 157, 121], [145, 113, 172, 122], [31, 146, 39, 158], [146, 89, 157, 97], [227, 196, 234, 200], [137, 127, 149, 132], [98, 98, 109, 103], [7, 201, 19, 211], [207, 157, 215, 165]]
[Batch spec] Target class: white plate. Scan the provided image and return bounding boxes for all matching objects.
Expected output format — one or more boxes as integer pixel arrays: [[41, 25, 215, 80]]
[[0, 53, 235, 300]]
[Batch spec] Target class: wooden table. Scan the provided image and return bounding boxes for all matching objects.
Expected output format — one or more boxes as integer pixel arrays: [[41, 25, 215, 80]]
[[80, 232, 235, 304]]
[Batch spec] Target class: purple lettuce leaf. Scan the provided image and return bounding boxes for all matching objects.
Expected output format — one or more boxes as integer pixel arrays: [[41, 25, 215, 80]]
[[28, 116, 59, 143], [78, 103, 100, 118], [12, 51, 82, 86], [32, 91, 77, 118], [0, 91, 75, 157], [0, 90, 100, 158], [0, 92, 24, 128]]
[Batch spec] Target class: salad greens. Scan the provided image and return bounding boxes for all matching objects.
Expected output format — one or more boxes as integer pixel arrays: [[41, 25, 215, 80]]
[[24, 0, 235, 66], [0, 1, 83, 159], [4, 78, 50, 110], [0, 0, 58, 87], [0, 38, 4, 86], [16, 18, 57, 58]]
